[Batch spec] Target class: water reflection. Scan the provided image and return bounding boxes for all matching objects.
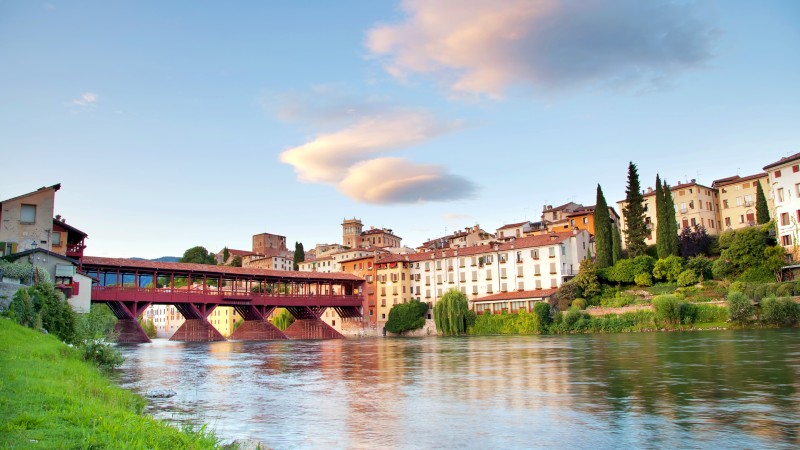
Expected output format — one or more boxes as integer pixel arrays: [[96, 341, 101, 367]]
[[116, 330, 800, 449]]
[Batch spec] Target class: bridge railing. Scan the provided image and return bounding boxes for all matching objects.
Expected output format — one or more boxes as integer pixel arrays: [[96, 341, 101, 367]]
[[91, 285, 363, 306]]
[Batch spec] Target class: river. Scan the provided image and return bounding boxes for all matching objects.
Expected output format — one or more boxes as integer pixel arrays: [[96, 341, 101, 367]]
[[116, 330, 800, 449]]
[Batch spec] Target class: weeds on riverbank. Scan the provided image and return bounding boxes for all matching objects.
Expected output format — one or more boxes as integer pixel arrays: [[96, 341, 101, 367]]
[[0, 319, 221, 449]]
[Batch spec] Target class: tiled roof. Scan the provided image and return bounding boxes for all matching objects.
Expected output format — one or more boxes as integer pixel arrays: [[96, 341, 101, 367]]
[[764, 152, 800, 171], [497, 221, 529, 230], [52, 218, 88, 238], [711, 173, 767, 188], [1, 183, 61, 204], [228, 249, 254, 257], [377, 231, 580, 264], [472, 289, 558, 303], [81, 256, 363, 281]]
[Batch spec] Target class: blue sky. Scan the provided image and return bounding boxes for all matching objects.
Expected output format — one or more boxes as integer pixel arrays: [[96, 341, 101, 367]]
[[1, 1, 798, 258]]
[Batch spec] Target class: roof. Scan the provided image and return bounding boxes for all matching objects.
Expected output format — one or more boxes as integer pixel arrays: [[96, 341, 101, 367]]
[[52, 218, 88, 238], [227, 249, 254, 257], [472, 289, 558, 303], [81, 256, 364, 281], [543, 202, 581, 212], [711, 173, 767, 188], [764, 152, 800, 171], [497, 221, 529, 230], [3, 247, 78, 264], [0, 184, 61, 204], [617, 180, 716, 203], [377, 231, 581, 264]]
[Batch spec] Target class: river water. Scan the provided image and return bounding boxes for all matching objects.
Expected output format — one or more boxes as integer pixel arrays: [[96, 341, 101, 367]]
[[116, 330, 800, 449]]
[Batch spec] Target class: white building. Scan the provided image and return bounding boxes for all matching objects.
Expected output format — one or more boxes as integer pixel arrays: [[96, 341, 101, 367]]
[[764, 152, 800, 254]]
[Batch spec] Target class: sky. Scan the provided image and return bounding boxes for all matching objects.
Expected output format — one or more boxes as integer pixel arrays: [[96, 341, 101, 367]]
[[1, 0, 799, 259]]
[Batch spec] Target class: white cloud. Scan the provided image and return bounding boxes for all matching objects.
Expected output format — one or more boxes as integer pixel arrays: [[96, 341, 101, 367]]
[[278, 101, 476, 204], [338, 158, 477, 204], [367, 0, 716, 97], [71, 92, 98, 107]]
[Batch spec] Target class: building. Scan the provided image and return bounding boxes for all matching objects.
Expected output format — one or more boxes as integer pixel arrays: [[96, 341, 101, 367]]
[[418, 225, 495, 251], [764, 152, 800, 254], [51, 216, 88, 261], [243, 251, 293, 271], [617, 180, 722, 247], [371, 230, 591, 329], [545, 205, 620, 236], [541, 202, 584, 226], [496, 221, 541, 240], [0, 184, 61, 255], [252, 232, 288, 255], [215, 248, 254, 265], [3, 248, 93, 313], [342, 218, 402, 249], [712, 173, 772, 231]]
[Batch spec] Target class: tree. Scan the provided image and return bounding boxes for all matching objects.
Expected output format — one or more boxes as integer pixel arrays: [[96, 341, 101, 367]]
[[385, 301, 428, 334], [756, 182, 770, 224], [434, 289, 470, 335], [574, 258, 601, 299], [593, 184, 613, 268], [611, 224, 623, 263], [293, 242, 305, 271], [180, 246, 217, 265], [679, 225, 711, 258], [763, 245, 787, 282], [727, 291, 754, 324], [662, 180, 680, 256], [230, 255, 242, 267], [655, 175, 668, 258], [623, 162, 648, 257], [222, 246, 230, 263]]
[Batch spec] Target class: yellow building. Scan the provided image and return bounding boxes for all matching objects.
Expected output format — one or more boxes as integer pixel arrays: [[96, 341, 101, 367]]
[[617, 180, 722, 247], [375, 255, 412, 327], [712, 173, 772, 231], [209, 306, 240, 337]]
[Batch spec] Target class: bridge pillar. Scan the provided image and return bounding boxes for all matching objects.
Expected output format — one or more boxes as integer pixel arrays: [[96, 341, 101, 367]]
[[114, 319, 151, 343], [283, 306, 344, 339], [230, 320, 288, 340], [169, 303, 226, 342], [170, 319, 226, 342]]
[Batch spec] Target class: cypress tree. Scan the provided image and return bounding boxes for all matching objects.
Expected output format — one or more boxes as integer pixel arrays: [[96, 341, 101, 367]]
[[655, 174, 669, 259], [663, 180, 679, 255], [593, 184, 613, 268], [293, 242, 305, 271], [756, 181, 770, 224], [612, 223, 623, 263], [623, 162, 648, 257]]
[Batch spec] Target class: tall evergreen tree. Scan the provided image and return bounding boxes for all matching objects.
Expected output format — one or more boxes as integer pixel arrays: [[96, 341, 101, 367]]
[[293, 242, 305, 271], [663, 180, 680, 255], [655, 174, 669, 259], [623, 162, 648, 257], [756, 181, 770, 224], [593, 184, 613, 268], [611, 223, 623, 263]]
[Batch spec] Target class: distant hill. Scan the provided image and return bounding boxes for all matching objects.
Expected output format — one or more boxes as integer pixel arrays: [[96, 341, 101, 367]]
[[129, 256, 181, 262]]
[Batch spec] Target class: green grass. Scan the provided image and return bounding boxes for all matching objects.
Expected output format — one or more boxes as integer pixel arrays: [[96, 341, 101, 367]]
[[0, 318, 221, 449]]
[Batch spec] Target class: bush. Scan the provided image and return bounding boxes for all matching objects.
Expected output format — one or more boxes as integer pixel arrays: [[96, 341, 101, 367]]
[[80, 339, 125, 370], [728, 281, 746, 295], [712, 258, 734, 280], [8, 288, 39, 329], [75, 304, 117, 341], [776, 283, 794, 298], [686, 256, 713, 280], [677, 270, 698, 287], [571, 298, 587, 310], [532, 301, 551, 327], [760, 297, 799, 326], [727, 291, 754, 323], [652, 295, 682, 325], [386, 300, 429, 334], [0, 260, 33, 280], [693, 304, 729, 323], [28, 283, 76, 343], [738, 266, 775, 283], [563, 307, 589, 331], [653, 256, 684, 282], [634, 272, 653, 287], [553, 279, 580, 311]]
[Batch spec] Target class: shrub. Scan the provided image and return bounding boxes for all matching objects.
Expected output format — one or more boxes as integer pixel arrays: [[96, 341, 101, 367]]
[[795, 281, 800, 296], [0, 260, 33, 280], [532, 301, 551, 327], [653, 256, 684, 282], [652, 295, 682, 325], [634, 272, 653, 287], [727, 291, 754, 323], [738, 266, 775, 283], [776, 283, 794, 298], [554, 280, 580, 311], [760, 297, 799, 326], [75, 304, 117, 341], [571, 298, 587, 310], [563, 307, 589, 331], [712, 258, 734, 280], [686, 256, 713, 280], [8, 288, 39, 329], [80, 339, 125, 370], [693, 304, 729, 323], [728, 281, 745, 295], [386, 300, 428, 334], [27, 283, 76, 343], [677, 270, 698, 287]]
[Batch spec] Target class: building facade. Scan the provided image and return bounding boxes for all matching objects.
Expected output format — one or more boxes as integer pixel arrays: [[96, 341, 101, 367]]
[[764, 153, 800, 254], [0, 184, 61, 255], [712, 173, 772, 231]]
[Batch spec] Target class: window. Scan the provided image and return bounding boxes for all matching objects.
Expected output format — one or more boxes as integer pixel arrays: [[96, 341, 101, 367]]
[[775, 170, 782, 178], [20, 204, 36, 223], [549, 247, 556, 258], [691, 218, 697, 226], [794, 165, 799, 173], [782, 235, 792, 246], [52, 232, 61, 246], [778, 188, 785, 202], [725, 217, 731, 227], [796, 183, 800, 196], [736, 196, 743, 206], [531, 249, 539, 259], [781, 212, 790, 226], [723, 199, 729, 209]]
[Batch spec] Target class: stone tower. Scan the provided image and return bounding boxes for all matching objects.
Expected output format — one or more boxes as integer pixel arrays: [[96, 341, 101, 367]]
[[341, 218, 363, 248]]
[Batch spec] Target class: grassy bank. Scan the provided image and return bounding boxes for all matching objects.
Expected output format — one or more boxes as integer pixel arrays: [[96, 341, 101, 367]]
[[0, 318, 220, 449]]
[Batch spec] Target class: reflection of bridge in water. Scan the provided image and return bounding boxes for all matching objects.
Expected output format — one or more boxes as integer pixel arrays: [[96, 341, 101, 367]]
[[81, 257, 365, 343]]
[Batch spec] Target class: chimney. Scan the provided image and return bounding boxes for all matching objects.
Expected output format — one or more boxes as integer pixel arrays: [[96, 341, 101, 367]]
[[647, 187, 653, 194], [55, 214, 61, 221], [691, 178, 696, 183]]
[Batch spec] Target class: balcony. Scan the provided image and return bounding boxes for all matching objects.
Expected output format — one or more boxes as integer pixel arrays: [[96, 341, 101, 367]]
[[66, 242, 86, 259]]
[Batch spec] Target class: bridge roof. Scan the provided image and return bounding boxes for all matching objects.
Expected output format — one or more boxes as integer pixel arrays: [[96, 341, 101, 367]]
[[82, 256, 364, 282]]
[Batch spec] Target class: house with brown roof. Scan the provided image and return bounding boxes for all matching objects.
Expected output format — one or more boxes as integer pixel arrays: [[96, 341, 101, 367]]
[[712, 173, 772, 231]]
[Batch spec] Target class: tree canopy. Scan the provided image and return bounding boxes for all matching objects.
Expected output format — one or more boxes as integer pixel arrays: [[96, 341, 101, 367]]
[[593, 184, 613, 269], [623, 162, 648, 257], [756, 182, 770, 224], [293, 242, 305, 271], [434, 289, 470, 335], [180, 246, 217, 265], [385, 300, 428, 334], [662, 180, 680, 256]]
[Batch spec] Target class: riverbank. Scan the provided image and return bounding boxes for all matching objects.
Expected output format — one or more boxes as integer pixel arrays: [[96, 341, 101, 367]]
[[0, 318, 221, 449]]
